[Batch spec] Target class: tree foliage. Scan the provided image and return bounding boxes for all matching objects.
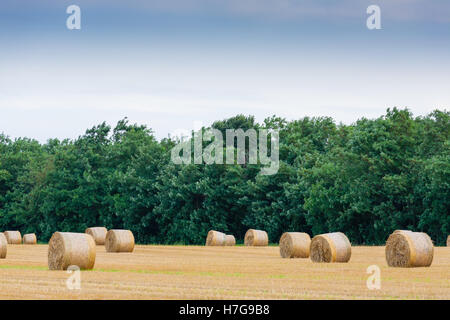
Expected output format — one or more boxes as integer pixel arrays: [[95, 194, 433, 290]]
[[0, 109, 448, 245]]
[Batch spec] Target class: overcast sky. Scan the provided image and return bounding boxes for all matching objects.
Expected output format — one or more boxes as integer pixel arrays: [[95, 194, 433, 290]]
[[1, 0, 449, 142]]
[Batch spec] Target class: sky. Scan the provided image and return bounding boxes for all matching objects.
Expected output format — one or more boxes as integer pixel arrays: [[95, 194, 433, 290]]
[[0, 0, 449, 142]]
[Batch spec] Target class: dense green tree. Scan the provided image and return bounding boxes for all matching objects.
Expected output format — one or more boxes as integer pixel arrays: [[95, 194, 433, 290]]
[[0, 109, 448, 245]]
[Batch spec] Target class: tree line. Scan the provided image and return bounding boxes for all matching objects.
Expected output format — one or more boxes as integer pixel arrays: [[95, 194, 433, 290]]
[[0, 108, 448, 245]]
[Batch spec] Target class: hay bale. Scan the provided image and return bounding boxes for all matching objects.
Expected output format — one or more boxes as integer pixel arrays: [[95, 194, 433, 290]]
[[205, 230, 227, 246], [385, 230, 434, 268], [310, 232, 352, 263], [225, 235, 236, 246], [23, 233, 37, 245], [279, 232, 311, 258], [4, 231, 22, 244], [244, 229, 268, 246], [85, 227, 108, 245], [447, 235, 450, 247], [105, 229, 135, 253], [48, 232, 96, 270], [0, 233, 7, 259]]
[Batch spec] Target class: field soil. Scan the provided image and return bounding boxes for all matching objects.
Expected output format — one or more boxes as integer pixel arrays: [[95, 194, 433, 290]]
[[0, 245, 449, 299]]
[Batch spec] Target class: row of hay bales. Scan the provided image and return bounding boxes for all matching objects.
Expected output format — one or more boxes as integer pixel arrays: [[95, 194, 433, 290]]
[[0, 227, 136, 271], [206, 229, 447, 268], [283, 230, 438, 267], [0, 231, 37, 260], [279, 232, 352, 263], [0, 231, 37, 245], [48, 228, 135, 270], [1, 227, 448, 270], [205, 231, 236, 246], [206, 229, 269, 247]]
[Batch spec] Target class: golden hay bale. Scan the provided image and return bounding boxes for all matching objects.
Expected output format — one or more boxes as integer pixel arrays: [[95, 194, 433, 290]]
[[385, 230, 434, 268], [48, 232, 96, 270], [205, 230, 227, 246], [310, 232, 352, 263], [279, 232, 311, 258], [85, 227, 108, 245], [244, 229, 268, 246], [0, 233, 7, 259], [4, 231, 22, 244], [105, 229, 135, 253], [23, 233, 37, 245], [225, 235, 236, 246]]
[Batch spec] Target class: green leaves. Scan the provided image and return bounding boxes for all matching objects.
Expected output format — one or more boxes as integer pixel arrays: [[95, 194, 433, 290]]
[[0, 109, 448, 245]]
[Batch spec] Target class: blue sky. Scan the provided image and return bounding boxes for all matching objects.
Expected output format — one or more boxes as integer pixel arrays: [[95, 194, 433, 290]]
[[1, 0, 449, 141]]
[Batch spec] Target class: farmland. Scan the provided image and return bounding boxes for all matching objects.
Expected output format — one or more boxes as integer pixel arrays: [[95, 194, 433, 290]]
[[0, 245, 449, 299]]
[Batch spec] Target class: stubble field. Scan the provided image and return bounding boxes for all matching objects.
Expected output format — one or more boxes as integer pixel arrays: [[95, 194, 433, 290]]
[[0, 244, 449, 299]]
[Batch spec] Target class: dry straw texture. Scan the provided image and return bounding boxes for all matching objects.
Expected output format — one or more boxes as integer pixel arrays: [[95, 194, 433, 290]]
[[0, 232, 6, 259], [310, 232, 352, 263], [205, 230, 227, 246], [225, 235, 236, 246], [279, 232, 311, 258], [48, 232, 96, 270], [4, 231, 22, 244], [23, 233, 37, 245], [244, 229, 269, 246], [105, 229, 135, 252], [385, 230, 434, 268], [85, 227, 108, 245]]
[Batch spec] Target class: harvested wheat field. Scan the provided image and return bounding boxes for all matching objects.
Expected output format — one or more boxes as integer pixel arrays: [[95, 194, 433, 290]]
[[0, 245, 448, 300]]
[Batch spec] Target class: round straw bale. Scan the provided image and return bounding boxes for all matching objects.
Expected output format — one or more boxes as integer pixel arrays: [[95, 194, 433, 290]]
[[279, 232, 311, 258], [0, 233, 7, 259], [4, 231, 22, 244], [48, 232, 96, 270], [105, 229, 135, 253], [385, 230, 434, 268], [205, 230, 227, 246], [310, 232, 352, 263], [225, 235, 236, 246], [85, 227, 108, 245], [244, 229, 268, 246], [23, 233, 37, 245]]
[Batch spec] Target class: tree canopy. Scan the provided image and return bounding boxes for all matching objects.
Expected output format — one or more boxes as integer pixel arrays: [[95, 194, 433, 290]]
[[0, 109, 448, 245]]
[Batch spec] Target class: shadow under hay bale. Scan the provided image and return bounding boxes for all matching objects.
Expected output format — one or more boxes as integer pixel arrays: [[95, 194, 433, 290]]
[[385, 230, 434, 268], [244, 229, 268, 246], [48, 232, 96, 270], [85, 227, 108, 245], [105, 229, 135, 253], [23, 233, 37, 245], [279, 232, 311, 258], [310, 232, 352, 263], [4, 231, 22, 244]]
